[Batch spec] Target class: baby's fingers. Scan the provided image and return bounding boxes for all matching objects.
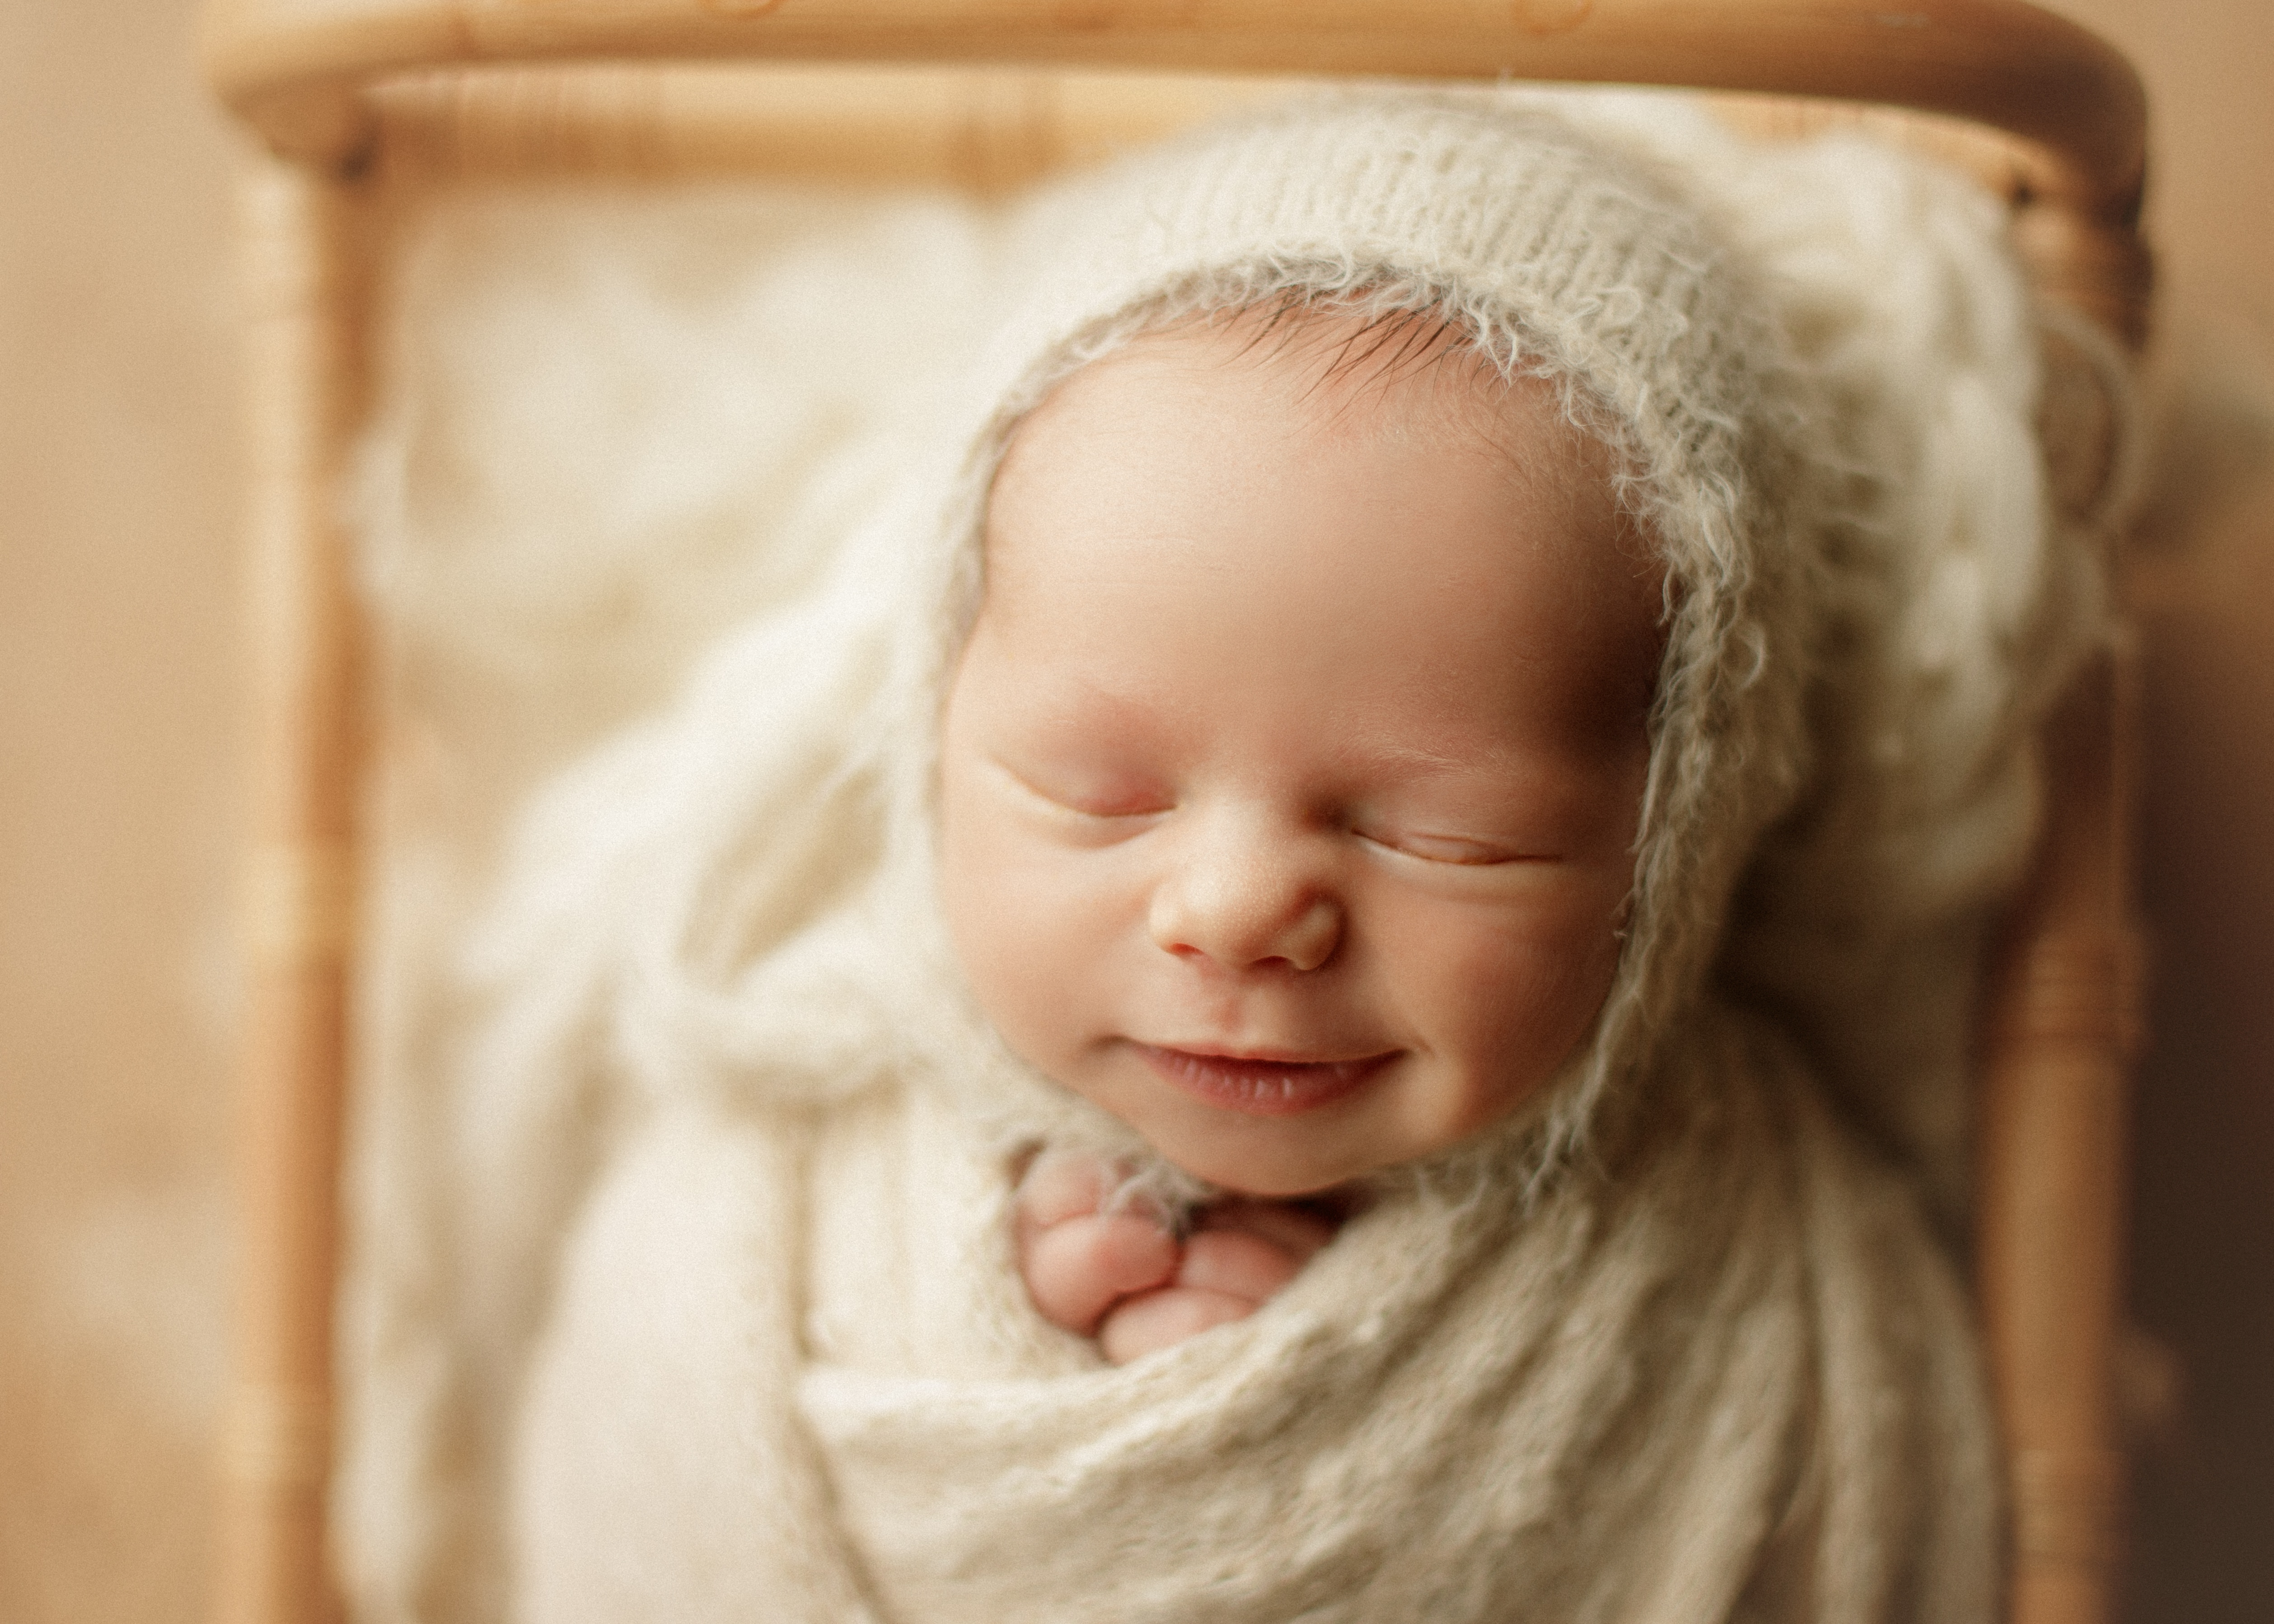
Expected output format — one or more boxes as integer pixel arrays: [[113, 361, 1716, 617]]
[[1098, 1287, 1253, 1365], [1195, 1198, 1339, 1263], [1176, 1227, 1304, 1305], [1013, 1148, 1123, 1232], [1094, 1231, 1309, 1364], [1020, 1211, 1179, 1335]]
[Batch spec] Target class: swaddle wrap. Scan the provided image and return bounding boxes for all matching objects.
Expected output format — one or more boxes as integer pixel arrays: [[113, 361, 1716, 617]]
[[340, 90, 2113, 1624]]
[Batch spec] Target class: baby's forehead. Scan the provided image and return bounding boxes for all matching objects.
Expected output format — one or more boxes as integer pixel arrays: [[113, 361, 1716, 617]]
[[973, 301, 1667, 746], [996, 311, 1619, 564], [988, 302, 1631, 565]]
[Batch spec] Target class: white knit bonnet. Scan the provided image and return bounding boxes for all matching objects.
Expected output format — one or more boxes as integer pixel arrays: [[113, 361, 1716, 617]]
[[869, 91, 1823, 1163]]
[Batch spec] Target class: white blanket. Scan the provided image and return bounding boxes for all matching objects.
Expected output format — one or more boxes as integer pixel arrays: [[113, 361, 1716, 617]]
[[514, 1010, 1993, 1623]]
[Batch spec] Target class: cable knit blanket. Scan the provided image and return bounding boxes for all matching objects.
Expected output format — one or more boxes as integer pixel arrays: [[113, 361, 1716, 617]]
[[513, 1013, 1992, 1623], [337, 89, 2121, 1624]]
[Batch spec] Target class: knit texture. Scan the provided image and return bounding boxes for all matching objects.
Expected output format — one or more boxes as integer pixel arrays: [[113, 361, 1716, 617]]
[[337, 89, 2117, 1623]]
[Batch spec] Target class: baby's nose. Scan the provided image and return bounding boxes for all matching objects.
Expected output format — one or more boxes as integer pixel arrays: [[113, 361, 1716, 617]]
[[1146, 820, 1343, 973]]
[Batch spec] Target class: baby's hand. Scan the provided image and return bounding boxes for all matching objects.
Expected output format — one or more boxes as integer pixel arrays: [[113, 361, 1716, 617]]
[[1015, 1150, 1338, 1365]]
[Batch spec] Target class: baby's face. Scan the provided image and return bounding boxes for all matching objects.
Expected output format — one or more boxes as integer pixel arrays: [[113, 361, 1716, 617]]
[[937, 319, 1662, 1196]]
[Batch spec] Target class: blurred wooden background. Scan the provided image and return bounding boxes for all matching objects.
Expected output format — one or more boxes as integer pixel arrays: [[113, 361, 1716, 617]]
[[0, 2, 2264, 1618]]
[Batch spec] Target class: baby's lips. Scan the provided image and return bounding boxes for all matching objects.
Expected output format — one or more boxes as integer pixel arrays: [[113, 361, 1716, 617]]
[[1131, 1043, 1398, 1117], [1137, 1036, 1397, 1068]]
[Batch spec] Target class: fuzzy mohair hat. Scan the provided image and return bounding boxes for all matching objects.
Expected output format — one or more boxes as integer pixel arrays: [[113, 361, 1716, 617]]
[[873, 91, 1826, 1167]]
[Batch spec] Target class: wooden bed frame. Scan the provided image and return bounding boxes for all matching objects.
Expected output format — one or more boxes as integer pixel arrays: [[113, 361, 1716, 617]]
[[197, 5, 2152, 1623]]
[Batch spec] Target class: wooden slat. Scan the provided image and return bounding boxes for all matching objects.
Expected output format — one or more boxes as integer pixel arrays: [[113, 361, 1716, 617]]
[[356, 63, 2150, 343], [1978, 646, 2145, 1624], [365, 63, 1295, 191], [215, 152, 370, 1624], [200, 0, 2143, 215]]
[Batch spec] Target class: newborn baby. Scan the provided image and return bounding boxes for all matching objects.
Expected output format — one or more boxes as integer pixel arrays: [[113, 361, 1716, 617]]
[[346, 89, 2105, 1624], [966, 310, 1661, 1362]]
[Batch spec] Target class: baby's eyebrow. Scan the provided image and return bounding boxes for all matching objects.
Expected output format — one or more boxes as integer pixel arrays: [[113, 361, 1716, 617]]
[[1010, 677, 1188, 744], [1342, 740, 1464, 774], [1330, 736, 1522, 783]]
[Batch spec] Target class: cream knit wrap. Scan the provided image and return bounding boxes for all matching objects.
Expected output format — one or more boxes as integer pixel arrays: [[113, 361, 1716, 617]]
[[339, 90, 2117, 1624]]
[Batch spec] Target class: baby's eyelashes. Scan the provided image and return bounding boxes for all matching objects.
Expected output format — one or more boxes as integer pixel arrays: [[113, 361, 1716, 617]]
[[991, 756, 1174, 821], [1351, 824, 1534, 865], [992, 755, 1548, 867], [996, 755, 1546, 868]]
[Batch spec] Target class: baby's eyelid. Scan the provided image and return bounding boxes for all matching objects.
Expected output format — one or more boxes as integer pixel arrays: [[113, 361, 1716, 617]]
[[1353, 824, 1529, 866], [990, 756, 1172, 820]]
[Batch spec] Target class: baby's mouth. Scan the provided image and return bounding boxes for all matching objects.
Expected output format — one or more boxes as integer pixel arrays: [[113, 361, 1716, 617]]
[[1131, 1043, 1396, 1117]]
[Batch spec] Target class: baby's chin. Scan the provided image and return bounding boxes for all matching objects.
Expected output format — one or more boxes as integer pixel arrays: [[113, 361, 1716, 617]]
[[1115, 1077, 1572, 1205], [1037, 1096, 1359, 1203], [1112, 1112, 1410, 1201]]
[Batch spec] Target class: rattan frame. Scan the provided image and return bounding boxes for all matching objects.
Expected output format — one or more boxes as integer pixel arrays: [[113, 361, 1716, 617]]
[[198, 7, 2152, 1624]]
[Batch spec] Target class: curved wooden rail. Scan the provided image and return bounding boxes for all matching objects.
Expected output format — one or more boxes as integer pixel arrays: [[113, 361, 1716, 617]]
[[218, 156, 368, 1624], [1979, 644, 2145, 1624], [201, 0, 2143, 215]]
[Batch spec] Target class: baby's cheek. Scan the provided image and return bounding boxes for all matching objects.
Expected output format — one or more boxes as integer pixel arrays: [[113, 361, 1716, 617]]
[[1395, 890, 1627, 1130], [941, 842, 1132, 1073], [938, 812, 1058, 1012]]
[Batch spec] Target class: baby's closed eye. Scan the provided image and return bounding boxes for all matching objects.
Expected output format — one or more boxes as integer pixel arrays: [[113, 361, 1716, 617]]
[[1350, 821, 1535, 865], [992, 753, 1174, 821]]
